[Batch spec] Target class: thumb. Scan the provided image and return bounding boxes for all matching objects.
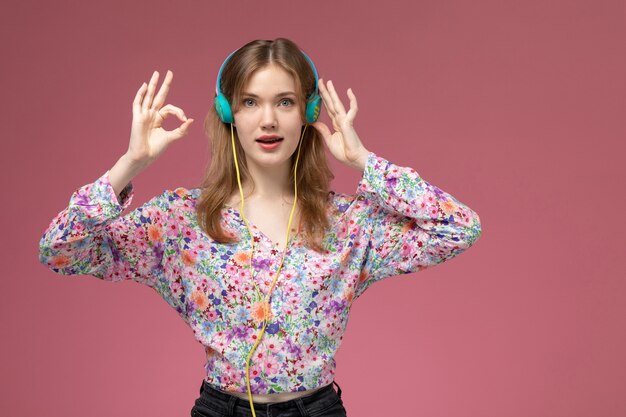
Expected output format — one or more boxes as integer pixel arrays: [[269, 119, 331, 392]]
[[311, 121, 332, 141]]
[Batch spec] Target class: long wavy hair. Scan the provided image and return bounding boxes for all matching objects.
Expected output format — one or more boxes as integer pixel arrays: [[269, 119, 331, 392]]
[[196, 38, 333, 252]]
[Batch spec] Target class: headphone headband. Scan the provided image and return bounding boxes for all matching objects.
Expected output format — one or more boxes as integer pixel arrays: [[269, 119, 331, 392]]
[[215, 49, 238, 96]]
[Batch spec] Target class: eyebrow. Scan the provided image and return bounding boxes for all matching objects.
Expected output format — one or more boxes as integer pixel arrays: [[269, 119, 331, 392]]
[[241, 91, 297, 98]]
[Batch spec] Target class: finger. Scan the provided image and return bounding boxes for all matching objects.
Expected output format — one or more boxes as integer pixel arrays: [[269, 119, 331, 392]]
[[152, 70, 173, 109], [311, 121, 332, 141], [133, 82, 147, 113], [346, 88, 358, 121], [142, 71, 160, 110], [170, 118, 194, 139], [327, 80, 347, 116], [318, 79, 337, 117], [158, 104, 188, 122]]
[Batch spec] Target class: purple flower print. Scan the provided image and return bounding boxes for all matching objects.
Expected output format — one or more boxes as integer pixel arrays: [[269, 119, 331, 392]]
[[266, 322, 280, 335], [252, 257, 271, 271]]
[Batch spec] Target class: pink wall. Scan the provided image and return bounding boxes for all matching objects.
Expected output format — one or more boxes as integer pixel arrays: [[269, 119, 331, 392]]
[[2, 0, 625, 416]]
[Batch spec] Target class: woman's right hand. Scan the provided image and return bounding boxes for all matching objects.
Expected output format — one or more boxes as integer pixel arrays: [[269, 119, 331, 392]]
[[108, 70, 194, 197], [127, 70, 194, 167]]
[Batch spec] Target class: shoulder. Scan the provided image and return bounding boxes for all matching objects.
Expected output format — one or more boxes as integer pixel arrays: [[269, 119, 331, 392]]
[[326, 189, 374, 220], [146, 186, 202, 213], [171, 186, 200, 203]]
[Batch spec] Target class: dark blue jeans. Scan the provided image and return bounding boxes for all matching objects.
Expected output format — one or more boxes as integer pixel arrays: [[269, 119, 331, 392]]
[[190, 380, 347, 417]]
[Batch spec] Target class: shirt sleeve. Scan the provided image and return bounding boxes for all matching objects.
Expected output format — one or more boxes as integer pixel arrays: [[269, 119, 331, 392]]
[[352, 152, 482, 299], [38, 171, 174, 288]]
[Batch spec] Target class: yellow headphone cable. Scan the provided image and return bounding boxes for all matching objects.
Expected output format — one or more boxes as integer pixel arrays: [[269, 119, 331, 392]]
[[230, 122, 306, 416]]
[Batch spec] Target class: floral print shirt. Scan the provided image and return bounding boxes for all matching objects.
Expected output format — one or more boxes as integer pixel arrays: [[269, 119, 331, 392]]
[[39, 152, 481, 394]]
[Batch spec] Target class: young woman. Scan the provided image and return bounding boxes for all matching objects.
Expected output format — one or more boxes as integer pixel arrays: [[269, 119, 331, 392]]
[[39, 38, 482, 417]]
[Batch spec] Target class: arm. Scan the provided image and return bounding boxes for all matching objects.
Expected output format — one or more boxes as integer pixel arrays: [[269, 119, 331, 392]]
[[38, 70, 195, 321], [353, 152, 482, 299], [311, 79, 481, 298]]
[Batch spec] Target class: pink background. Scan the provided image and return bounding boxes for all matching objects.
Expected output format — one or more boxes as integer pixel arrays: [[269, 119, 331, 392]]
[[2, 0, 625, 416]]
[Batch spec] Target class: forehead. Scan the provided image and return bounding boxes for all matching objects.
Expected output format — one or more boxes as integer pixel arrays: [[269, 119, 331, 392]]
[[242, 64, 296, 95]]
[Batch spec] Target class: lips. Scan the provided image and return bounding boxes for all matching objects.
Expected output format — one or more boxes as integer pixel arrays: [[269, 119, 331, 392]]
[[256, 135, 283, 143]]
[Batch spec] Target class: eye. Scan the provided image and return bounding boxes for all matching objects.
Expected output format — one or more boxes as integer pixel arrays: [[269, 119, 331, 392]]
[[242, 98, 255, 107], [279, 98, 295, 107]]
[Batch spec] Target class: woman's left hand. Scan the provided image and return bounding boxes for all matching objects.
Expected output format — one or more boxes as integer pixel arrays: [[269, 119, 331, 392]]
[[312, 79, 370, 171]]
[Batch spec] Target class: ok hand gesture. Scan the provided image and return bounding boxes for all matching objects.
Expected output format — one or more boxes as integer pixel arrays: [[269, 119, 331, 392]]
[[127, 70, 194, 167], [312, 79, 369, 171]]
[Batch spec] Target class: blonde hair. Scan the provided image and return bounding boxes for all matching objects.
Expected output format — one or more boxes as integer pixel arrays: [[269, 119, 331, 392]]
[[196, 38, 333, 252]]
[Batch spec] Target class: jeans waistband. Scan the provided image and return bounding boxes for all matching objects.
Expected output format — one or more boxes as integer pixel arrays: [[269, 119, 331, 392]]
[[196, 380, 342, 416]]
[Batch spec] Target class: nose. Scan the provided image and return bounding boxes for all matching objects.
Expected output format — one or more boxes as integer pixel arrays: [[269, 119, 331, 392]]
[[260, 104, 277, 129]]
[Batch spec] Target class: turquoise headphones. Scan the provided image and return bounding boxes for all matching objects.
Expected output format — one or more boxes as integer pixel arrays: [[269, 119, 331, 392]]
[[214, 47, 321, 124]]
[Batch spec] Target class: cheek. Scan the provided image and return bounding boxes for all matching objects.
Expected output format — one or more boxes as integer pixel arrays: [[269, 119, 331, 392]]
[[284, 113, 305, 131], [285, 126, 304, 143], [233, 115, 255, 134]]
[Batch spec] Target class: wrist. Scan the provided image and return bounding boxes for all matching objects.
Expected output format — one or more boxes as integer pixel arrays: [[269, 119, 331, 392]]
[[121, 152, 151, 171], [349, 149, 370, 172], [109, 154, 148, 196]]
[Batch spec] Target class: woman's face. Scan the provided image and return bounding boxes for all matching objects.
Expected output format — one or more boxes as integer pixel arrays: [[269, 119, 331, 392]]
[[233, 64, 304, 174]]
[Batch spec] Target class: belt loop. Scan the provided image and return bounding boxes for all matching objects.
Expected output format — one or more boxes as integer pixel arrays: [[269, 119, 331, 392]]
[[333, 380, 342, 398], [226, 396, 237, 417], [295, 398, 310, 416]]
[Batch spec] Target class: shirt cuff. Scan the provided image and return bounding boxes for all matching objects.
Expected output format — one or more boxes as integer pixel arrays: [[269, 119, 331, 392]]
[[101, 170, 134, 210]]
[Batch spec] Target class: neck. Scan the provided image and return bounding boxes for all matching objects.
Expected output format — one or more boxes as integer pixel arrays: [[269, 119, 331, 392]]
[[239, 161, 295, 203]]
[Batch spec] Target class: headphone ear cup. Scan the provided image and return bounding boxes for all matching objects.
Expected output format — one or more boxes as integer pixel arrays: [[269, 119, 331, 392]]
[[215, 94, 234, 124], [305, 94, 321, 123]]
